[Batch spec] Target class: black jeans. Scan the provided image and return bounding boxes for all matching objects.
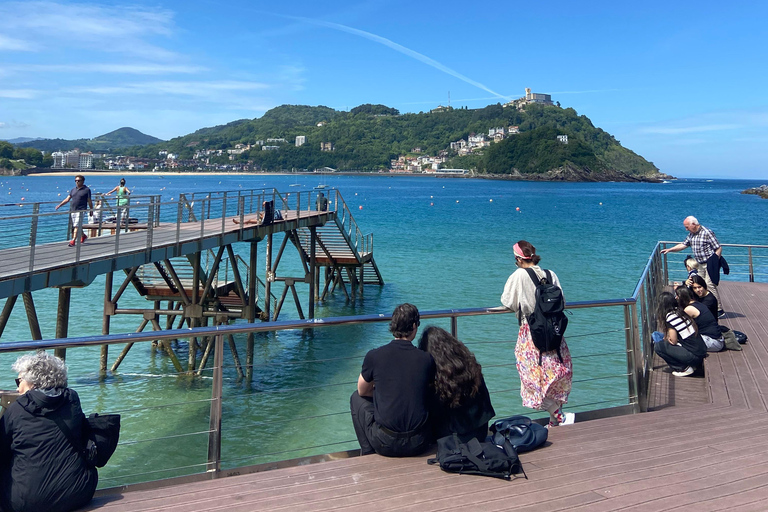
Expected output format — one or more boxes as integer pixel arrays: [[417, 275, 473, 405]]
[[349, 391, 431, 457], [654, 340, 703, 372]]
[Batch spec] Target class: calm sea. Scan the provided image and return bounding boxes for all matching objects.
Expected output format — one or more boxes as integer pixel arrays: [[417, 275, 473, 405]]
[[0, 174, 765, 485]]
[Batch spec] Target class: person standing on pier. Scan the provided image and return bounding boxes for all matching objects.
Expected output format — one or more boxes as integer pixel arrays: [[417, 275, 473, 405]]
[[106, 178, 131, 208], [350, 303, 435, 456], [500, 241, 574, 427], [55, 174, 94, 247], [661, 216, 726, 318]]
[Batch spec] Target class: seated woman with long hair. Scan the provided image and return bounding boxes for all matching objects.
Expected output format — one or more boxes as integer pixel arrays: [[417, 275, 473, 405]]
[[418, 326, 495, 442], [676, 286, 724, 352], [689, 275, 719, 320], [654, 291, 708, 377]]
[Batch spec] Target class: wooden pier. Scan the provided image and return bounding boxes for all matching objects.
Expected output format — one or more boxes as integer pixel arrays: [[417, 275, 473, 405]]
[[84, 280, 768, 511], [0, 188, 383, 377]]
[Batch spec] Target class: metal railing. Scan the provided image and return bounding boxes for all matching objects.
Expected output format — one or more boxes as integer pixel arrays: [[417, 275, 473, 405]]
[[0, 188, 348, 275], [1, 241, 764, 489], [0, 297, 640, 488]]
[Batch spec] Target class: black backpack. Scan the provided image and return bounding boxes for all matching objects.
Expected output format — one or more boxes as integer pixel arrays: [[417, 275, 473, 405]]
[[428, 433, 526, 480], [524, 268, 568, 364]]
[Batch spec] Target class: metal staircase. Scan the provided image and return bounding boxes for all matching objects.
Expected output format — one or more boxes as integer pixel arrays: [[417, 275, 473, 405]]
[[290, 191, 384, 287]]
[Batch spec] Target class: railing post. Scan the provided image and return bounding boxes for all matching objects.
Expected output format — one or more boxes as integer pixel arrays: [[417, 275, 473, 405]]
[[450, 316, 458, 338], [28, 203, 39, 273], [200, 199, 206, 240], [146, 198, 155, 250], [661, 244, 669, 285], [625, 302, 645, 413], [221, 196, 227, 234], [207, 333, 224, 475], [748, 247, 754, 282], [176, 201, 183, 247]]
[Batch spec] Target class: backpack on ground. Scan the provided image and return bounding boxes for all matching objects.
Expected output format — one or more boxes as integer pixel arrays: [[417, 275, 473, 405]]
[[524, 268, 568, 364], [428, 433, 526, 480], [490, 415, 548, 453]]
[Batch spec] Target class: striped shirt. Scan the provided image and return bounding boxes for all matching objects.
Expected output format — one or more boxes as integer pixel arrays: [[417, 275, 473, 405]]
[[683, 225, 720, 263], [666, 312, 695, 339]]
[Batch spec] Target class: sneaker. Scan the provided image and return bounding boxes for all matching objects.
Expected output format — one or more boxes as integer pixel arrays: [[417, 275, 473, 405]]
[[672, 366, 695, 377], [68, 240, 75, 247], [718, 310, 726, 318], [561, 412, 576, 425], [81, 234, 87, 243]]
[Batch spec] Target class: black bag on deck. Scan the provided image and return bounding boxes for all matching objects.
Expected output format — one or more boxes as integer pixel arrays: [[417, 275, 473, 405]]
[[490, 415, 548, 453], [86, 413, 121, 468], [719, 325, 742, 351], [734, 330, 748, 344], [428, 434, 526, 480], [49, 412, 121, 468], [524, 268, 568, 364]]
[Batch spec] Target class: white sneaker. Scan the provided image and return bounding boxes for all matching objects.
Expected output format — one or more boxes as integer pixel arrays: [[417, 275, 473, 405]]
[[672, 366, 695, 377], [561, 412, 575, 425]]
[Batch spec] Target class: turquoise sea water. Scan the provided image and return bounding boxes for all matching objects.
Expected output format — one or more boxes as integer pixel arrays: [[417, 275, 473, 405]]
[[0, 174, 766, 485]]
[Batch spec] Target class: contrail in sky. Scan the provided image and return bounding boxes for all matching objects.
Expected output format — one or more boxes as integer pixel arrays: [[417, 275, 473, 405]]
[[284, 15, 510, 102]]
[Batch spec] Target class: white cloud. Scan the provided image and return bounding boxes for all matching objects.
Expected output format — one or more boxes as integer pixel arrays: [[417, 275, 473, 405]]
[[8, 63, 207, 75], [0, 34, 34, 52], [0, 1, 178, 60], [71, 80, 271, 97], [0, 89, 38, 99]]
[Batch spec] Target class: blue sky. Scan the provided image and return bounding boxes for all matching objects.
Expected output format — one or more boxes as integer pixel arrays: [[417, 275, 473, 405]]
[[0, 0, 766, 179]]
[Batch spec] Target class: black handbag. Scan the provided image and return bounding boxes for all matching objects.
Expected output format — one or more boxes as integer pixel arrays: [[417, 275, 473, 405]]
[[86, 413, 121, 468], [50, 412, 121, 468]]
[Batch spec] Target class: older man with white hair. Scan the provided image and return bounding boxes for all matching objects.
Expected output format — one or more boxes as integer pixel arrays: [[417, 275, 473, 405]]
[[661, 216, 724, 317]]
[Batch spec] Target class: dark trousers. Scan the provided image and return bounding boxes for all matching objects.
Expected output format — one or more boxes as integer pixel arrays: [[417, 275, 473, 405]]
[[654, 340, 703, 372], [349, 391, 431, 457]]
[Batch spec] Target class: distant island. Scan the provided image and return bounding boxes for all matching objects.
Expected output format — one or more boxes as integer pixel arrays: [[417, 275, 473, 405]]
[[742, 185, 768, 199], [4, 90, 667, 182]]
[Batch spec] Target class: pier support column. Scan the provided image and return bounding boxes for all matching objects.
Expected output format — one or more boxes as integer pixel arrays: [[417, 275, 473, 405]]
[[54, 288, 71, 361], [245, 240, 257, 384], [309, 226, 316, 319], [21, 292, 42, 341], [0, 295, 19, 338], [101, 272, 113, 374], [265, 233, 273, 321]]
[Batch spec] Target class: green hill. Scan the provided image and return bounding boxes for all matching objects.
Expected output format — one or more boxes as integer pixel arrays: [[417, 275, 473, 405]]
[[17, 127, 163, 153], [131, 103, 659, 179]]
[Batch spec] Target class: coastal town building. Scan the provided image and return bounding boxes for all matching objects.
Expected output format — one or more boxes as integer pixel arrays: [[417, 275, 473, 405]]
[[557, 135, 569, 144], [320, 142, 334, 152], [51, 150, 93, 169], [295, 136, 306, 147]]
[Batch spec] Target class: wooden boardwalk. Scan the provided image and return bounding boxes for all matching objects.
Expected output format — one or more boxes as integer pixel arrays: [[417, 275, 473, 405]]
[[0, 210, 334, 299], [86, 281, 768, 511]]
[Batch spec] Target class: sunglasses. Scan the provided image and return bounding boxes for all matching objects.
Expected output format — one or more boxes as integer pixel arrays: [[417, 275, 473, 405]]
[[15, 378, 21, 386], [75, 179, 83, 182]]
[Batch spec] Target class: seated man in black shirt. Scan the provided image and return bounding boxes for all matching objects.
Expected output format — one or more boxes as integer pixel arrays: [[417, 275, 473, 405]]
[[350, 303, 435, 456]]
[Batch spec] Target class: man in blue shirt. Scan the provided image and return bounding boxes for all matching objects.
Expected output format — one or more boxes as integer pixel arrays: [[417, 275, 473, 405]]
[[55, 175, 94, 247], [350, 303, 435, 456]]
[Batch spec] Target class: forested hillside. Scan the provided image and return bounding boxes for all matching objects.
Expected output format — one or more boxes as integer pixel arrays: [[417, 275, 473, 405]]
[[129, 102, 659, 178], [16, 127, 163, 153]]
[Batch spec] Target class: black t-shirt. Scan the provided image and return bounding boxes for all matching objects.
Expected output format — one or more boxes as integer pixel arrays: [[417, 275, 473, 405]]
[[361, 339, 435, 433]]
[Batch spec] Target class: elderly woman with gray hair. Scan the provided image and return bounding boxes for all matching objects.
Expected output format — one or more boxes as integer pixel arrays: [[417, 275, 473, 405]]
[[0, 351, 97, 512]]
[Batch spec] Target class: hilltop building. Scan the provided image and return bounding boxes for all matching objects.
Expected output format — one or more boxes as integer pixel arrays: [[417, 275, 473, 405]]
[[51, 150, 93, 169], [504, 88, 555, 110], [320, 142, 334, 152], [295, 136, 306, 147]]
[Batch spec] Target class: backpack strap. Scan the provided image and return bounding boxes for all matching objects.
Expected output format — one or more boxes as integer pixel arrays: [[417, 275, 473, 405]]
[[543, 269, 552, 284], [524, 267, 540, 287]]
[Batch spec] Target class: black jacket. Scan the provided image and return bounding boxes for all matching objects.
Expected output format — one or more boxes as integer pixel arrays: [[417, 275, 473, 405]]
[[0, 388, 97, 512]]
